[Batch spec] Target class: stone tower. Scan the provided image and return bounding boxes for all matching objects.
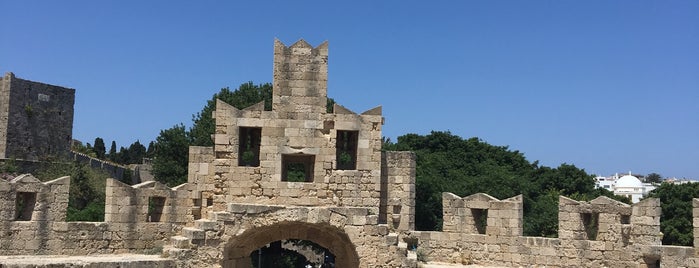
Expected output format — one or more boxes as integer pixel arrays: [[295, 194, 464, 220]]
[[0, 72, 75, 161], [272, 39, 328, 117]]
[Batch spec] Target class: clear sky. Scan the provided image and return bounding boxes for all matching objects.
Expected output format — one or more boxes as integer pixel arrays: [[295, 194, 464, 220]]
[[1, 1, 697, 179]]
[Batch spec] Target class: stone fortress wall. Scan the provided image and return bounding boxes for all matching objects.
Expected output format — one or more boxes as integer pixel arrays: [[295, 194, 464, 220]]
[[0, 73, 75, 161], [1, 40, 699, 267]]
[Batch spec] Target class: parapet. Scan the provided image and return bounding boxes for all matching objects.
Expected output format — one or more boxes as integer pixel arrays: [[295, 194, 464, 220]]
[[0, 174, 70, 222], [105, 178, 193, 224], [441, 192, 523, 236]]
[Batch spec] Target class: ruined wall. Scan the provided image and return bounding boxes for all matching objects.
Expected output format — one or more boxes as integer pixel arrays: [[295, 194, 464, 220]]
[[0, 72, 75, 161], [416, 193, 699, 267], [0, 176, 191, 255], [380, 151, 416, 231]]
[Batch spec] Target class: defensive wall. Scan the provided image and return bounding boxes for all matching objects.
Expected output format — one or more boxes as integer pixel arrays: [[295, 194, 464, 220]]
[[70, 151, 140, 184], [1, 40, 699, 267]]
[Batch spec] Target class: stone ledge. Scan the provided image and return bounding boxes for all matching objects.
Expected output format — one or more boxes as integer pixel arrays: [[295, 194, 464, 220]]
[[0, 254, 175, 268]]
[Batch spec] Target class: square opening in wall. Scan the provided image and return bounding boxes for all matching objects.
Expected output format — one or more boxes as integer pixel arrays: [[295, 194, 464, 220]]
[[581, 212, 599, 240], [15, 192, 36, 221], [148, 196, 166, 222], [621, 215, 631, 225], [471, 208, 488, 234], [238, 127, 261, 167], [336, 130, 358, 170], [282, 154, 315, 182]]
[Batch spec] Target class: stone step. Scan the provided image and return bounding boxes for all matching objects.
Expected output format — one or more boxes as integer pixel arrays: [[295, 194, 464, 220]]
[[170, 235, 191, 249], [182, 227, 205, 240], [194, 219, 218, 231]]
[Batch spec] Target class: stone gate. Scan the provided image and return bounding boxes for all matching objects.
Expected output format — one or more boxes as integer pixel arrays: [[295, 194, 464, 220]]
[[3, 39, 699, 267]]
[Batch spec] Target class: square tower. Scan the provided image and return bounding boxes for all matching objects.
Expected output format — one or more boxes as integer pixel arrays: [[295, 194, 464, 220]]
[[0, 72, 75, 161], [272, 39, 328, 117]]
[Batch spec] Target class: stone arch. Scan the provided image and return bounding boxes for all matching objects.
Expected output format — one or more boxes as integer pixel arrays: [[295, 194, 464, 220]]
[[222, 221, 359, 268]]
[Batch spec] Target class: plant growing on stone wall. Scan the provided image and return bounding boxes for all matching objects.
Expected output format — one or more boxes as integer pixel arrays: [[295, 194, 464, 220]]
[[24, 104, 33, 117]]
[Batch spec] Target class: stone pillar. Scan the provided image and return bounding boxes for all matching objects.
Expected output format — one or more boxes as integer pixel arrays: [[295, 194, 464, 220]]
[[104, 178, 137, 223], [380, 151, 415, 231], [631, 197, 661, 245]]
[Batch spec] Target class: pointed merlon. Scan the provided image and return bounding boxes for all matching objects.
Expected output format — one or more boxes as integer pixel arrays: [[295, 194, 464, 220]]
[[462, 192, 499, 202], [361, 106, 382, 115], [333, 104, 357, 115], [590, 196, 630, 207], [274, 38, 329, 51], [11, 174, 41, 184]]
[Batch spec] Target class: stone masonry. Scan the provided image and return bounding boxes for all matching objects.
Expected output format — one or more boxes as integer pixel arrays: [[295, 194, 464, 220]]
[[2, 39, 699, 267], [0, 72, 75, 161]]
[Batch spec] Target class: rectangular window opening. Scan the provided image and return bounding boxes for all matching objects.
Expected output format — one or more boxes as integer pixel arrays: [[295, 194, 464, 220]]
[[471, 208, 488, 234], [148, 196, 166, 222], [336, 130, 358, 170], [282, 154, 315, 182], [238, 127, 262, 167], [621, 215, 631, 225], [581, 212, 599, 240], [15, 192, 36, 221]]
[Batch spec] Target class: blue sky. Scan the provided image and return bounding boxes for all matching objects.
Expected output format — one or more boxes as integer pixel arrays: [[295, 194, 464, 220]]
[[1, 1, 697, 179]]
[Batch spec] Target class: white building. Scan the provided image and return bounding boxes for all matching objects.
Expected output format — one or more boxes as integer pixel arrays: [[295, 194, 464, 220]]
[[594, 172, 656, 203]]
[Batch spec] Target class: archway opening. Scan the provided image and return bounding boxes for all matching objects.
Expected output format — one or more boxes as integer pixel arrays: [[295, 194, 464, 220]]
[[223, 222, 359, 268], [249, 239, 336, 268]]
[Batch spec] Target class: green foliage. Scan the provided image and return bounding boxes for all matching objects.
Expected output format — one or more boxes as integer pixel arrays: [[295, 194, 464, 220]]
[[646, 173, 663, 183], [0, 159, 18, 174], [71, 141, 97, 158], [327, 97, 336, 113], [24, 104, 33, 117], [36, 162, 108, 222], [93, 137, 106, 159], [152, 124, 190, 187], [385, 131, 626, 236], [108, 141, 117, 161], [250, 241, 308, 268], [241, 150, 255, 166], [646, 182, 699, 246], [285, 163, 307, 182]]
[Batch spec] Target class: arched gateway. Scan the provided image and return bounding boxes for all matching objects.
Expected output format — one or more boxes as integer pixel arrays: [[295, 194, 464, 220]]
[[223, 221, 358, 267]]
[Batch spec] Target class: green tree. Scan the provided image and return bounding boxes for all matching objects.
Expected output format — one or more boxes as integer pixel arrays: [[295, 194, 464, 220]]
[[71, 141, 97, 158], [36, 162, 108, 221], [93, 138, 106, 159], [385, 131, 626, 236], [127, 140, 147, 164], [146, 141, 155, 158], [108, 141, 117, 161], [190, 82, 273, 146], [646, 173, 663, 183], [645, 182, 699, 246], [152, 124, 190, 187]]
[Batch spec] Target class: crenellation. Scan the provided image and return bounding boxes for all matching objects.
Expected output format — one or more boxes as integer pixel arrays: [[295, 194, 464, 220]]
[[4, 40, 699, 267]]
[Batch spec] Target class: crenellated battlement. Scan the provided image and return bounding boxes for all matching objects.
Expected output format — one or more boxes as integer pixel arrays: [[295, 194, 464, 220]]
[[273, 39, 329, 116], [2, 39, 699, 267]]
